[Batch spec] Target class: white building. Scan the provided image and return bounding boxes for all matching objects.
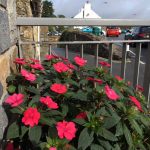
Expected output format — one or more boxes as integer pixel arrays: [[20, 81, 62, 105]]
[[74, 1, 101, 19], [74, 1, 101, 30]]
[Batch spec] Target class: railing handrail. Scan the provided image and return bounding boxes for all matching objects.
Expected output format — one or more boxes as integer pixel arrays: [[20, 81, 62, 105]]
[[19, 40, 150, 45], [16, 17, 150, 26]]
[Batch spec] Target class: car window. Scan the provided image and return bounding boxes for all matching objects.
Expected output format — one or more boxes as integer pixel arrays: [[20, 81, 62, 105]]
[[132, 27, 139, 34], [107, 27, 118, 29], [140, 27, 150, 33]]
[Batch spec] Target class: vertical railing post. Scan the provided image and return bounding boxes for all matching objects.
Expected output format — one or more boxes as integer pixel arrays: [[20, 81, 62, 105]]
[[108, 43, 113, 74], [65, 44, 69, 59], [95, 44, 99, 67], [17, 26, 23, 58], [133, 43, 141, 88], [49, 44, 52, 55], [143, 43, 150, 108], [121, 43, 128, 79], [80, 44, 84, 58]]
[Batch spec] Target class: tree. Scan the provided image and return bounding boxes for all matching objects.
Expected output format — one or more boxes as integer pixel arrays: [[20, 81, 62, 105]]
[[42, 0, 55, 17]]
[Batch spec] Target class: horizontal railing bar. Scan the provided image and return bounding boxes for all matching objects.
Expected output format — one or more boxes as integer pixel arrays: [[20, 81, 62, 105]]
[[19, 40, 150, 45], [16, 17, 150, 26]]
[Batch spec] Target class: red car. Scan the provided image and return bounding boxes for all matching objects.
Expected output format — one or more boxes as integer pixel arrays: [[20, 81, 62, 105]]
[[106, 27, 120, 37]]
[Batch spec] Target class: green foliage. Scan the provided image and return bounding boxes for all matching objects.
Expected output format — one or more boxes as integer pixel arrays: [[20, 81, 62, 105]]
[[4, 55, 150, 150], [42, 0, 54, 17]]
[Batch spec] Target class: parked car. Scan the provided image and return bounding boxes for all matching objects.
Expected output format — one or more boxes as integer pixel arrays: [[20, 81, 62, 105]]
[[82, 27, 93, 33], [106, 26, 120, 37], [124, 29, 133, 40], [124, 26, 150, 47], [47, 31, 61, 36]]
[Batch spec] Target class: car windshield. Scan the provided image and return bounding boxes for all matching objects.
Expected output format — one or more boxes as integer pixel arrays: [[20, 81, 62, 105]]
[[107, 27, 118, 29], [140, 27, 150, 33]]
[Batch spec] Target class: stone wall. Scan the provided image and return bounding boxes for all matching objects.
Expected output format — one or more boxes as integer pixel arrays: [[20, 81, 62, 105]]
[[0, 0, 17, 140], [16, 0, 42, 60]]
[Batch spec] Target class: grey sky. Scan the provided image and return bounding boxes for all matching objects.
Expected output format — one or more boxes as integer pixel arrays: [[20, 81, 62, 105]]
[[50, 0, 150, 19]]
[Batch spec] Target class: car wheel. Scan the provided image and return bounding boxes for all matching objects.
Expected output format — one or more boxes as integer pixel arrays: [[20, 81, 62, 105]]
[[106, 34, 109, 37]]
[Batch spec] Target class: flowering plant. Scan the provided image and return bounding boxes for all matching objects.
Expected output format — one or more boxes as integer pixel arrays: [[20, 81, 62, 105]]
[[3, 55, 150, 150]]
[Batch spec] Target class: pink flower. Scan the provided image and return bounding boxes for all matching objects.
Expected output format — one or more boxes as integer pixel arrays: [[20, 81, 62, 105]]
[[87, 77, 103, 85], [30, 58, 40, 63], [105, 85, 120, 101], [74, 56, 87, 67], [50, 83, 67, 94], [40, 96, 58, 109], [56, 121, 77, 140], [49, 147, 57, 150], [14, 58, 26, 65], [67, 63, 75, 69], [22, 107, 40, 127], [30, 63, 44, 70], [115, 75, 123, 81], [76, 112, 87, 119], [5, 93, 24, 107], [21, 69, 36, 82], [129, 96, 143, 111], [53, 62, 69, 73], [99, 61, 111, 67], [136, 85, 144, 92], [45, 55, 56, 60]]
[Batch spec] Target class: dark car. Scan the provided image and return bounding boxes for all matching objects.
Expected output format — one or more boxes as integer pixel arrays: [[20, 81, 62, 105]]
[[124, 26, 150, 47]]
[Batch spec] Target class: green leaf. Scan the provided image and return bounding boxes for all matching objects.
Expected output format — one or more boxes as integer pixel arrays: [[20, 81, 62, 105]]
[[115, 122, 123, 136], [103, 115, 120, 129], [27, 86, 40, 95], [103, 107, 121, 129], [29, 95, 40, 106], [61, 104, 68, 117], [10, 107, 23, 114], [129, 119, 143, 136], [6, 75, 16, 82], [95, 107, 110, 117], [21, 126, 29, 138], [73, 118, 87, 125], [112, 144, 121, 150], [97, 128, 118, 141], [72, 90, 87, 101], [140, 115, 150, 126], [65, 79, 79, 87], [39, 142, 47, 149], [40, 116, 56, 126], [48, 126, 58, 138], [7, 122, 19, 139], [98, 140, 112, 150], [42, 110, 62, 117], [7, 85, 16, 93], [138, 143, 147, 150], [79, 79, 88, 85], [29, 126, 41, 144], [91, 144, 105, 150], [78, 128, 94, 150], [123, 123, 133, 147]]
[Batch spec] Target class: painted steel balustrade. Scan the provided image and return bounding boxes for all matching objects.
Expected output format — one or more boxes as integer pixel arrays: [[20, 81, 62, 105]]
[[16, 17, 150, 107]]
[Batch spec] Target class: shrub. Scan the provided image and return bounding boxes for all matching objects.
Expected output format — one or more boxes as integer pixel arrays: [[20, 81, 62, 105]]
[[3, 55, 150, 150]]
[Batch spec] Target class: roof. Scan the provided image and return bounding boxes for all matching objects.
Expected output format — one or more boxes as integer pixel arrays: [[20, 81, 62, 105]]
[[74, 1, 101, 19]]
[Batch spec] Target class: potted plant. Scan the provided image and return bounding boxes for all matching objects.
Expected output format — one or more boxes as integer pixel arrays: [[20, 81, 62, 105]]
[[3, 55, 150, 150]]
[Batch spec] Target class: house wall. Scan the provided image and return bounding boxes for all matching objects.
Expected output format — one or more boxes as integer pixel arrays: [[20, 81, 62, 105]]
[[0, 0, 17, 140]]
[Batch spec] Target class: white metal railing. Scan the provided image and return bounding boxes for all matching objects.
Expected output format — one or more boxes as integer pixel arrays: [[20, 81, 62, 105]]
[[16, 17, 150, 107]]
